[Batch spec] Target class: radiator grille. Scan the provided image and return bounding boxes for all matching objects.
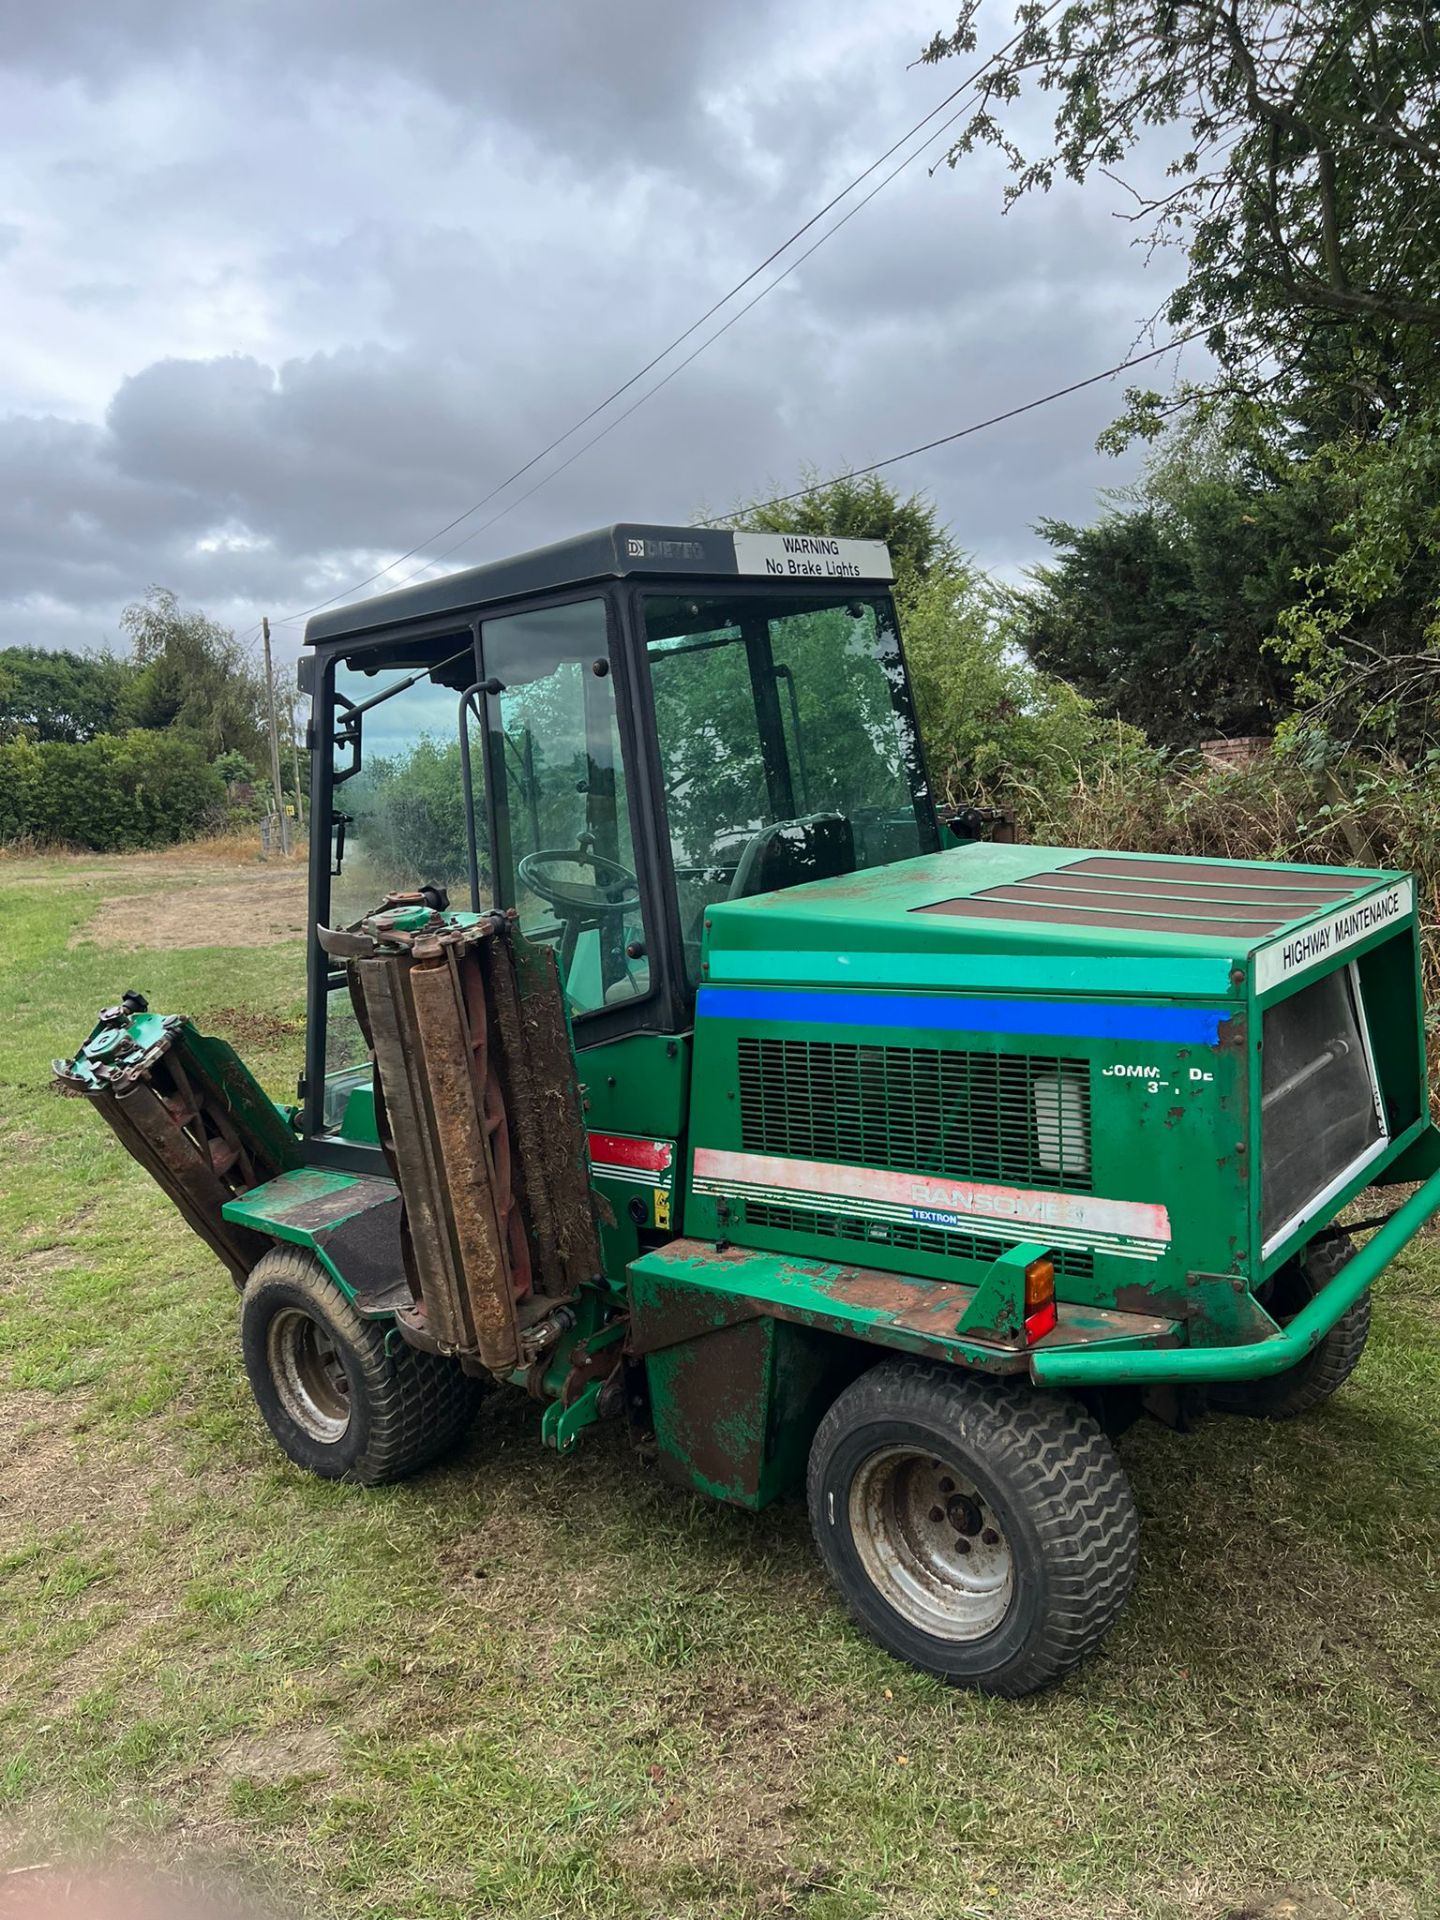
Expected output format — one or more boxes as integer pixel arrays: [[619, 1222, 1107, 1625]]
[[736, 1037, 1091, 1191], [743, 1198, 1094, 1279], [1261, 962, 1385, 1245]]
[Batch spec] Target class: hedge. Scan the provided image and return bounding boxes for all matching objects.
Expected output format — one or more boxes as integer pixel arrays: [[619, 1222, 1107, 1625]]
[[0, 729, 226, 850]]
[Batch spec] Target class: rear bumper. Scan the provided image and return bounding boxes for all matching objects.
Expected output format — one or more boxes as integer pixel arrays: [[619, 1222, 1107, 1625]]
[[1030, 1163, 1440, 1389]]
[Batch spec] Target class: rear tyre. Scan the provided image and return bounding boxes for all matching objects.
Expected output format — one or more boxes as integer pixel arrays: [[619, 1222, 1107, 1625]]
[[240, 1246, 482, 1484], [807, 1360, 1139, 1696], [1210, 1234, 1369, 1421]]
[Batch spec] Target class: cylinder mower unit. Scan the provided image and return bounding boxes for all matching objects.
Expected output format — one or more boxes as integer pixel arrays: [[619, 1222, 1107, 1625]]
[[313, 897, 601, 1374], [59, 898, 610, 1398], [54, 994, 305, 1283], [56, 522, 1440, 1698]]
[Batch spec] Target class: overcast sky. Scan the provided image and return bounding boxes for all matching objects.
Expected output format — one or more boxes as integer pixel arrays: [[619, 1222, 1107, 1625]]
[[0, 0, 1197, 668]]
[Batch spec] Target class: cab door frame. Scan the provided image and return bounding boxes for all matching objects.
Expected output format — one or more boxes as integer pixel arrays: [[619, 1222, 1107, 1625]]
[[301, 585, 693, 1171], [303, 611, 482, 1169], [474, 583, 690, 1045]]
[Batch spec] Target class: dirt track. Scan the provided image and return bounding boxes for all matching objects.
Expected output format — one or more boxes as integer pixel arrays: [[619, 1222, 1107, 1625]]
[[64, 863, 308, 951]]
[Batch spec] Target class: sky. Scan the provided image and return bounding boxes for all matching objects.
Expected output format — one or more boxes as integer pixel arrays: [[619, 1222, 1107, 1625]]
[[0, 0, 1199, 670]]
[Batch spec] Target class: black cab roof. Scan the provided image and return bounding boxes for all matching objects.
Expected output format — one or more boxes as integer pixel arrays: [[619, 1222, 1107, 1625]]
[[303, 522, 896, 646]]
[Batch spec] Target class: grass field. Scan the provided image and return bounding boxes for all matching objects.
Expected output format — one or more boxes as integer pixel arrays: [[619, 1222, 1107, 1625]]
[[1, 849, 1437, 1920]]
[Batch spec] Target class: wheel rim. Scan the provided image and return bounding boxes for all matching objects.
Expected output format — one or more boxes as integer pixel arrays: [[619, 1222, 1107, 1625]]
[[849, 1447, 1014, 1641], [267, 1308, 352, 1442]]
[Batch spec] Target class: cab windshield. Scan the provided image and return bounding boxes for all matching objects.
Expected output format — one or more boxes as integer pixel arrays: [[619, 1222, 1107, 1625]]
[[644, 590, 934, 983]]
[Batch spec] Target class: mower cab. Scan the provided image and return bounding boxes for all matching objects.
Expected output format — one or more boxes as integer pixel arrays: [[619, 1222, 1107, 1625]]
[[60, 522, 1440, 1697]]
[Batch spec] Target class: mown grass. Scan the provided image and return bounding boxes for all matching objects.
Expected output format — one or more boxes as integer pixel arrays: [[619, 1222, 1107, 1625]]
[[1, 852, 1437, 1920]]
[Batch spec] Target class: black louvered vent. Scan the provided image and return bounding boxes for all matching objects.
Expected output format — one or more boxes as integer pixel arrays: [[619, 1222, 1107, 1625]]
[[736, 1036, 1091, 1192]]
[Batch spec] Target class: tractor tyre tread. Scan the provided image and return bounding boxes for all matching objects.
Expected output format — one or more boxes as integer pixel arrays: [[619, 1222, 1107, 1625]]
[[808, 1359, 1139, 1697], [241, 1246, 482, 1484]]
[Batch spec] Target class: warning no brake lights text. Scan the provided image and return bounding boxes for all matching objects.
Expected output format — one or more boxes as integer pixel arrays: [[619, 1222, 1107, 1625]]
[[764, 538, 863, 579]]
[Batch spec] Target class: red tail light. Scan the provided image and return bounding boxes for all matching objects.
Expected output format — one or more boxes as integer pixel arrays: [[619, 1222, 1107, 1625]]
[[1022, 1256, 1057, 1344]]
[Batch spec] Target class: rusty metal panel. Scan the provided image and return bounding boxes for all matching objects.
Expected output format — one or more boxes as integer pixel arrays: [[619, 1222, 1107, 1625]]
[[648, 1317, 775, 1504], [967, 884, 1290, 932], [629, 1238, 1180, 1375], [221, 1168, 409, 1313], [108, 1080, 272, 1282], [357, 950, 476, 1353], [1023, 869, 1354, 909], [479, 937, 557, 1281], [914, 853, 1376, 936], [643, 1310, 851, 1509], [487, 932, 600, 1293], [1061, 855, 1357, 893], [917, 896, 1288, 936], [407, 947, 521, 1372]]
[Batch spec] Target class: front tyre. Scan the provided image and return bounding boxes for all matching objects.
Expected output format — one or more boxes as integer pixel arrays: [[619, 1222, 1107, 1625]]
[[240, 1247, 482, 1484], [807, 1360, 1139, 1696], [1210, 1234, 1369, 1421]]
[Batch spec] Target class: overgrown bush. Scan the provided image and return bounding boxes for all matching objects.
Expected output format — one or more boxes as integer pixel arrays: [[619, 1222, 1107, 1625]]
[[0, 729, 225, 850], [989, 744, 1440, 1018], [347, 737, 474, 890], [902, 568, 1141, 809], [0, 645, 135, 744]]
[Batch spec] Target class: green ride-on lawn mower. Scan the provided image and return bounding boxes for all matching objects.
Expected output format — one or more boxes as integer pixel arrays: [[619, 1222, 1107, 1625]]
[[58, 523, 1440, 1696]]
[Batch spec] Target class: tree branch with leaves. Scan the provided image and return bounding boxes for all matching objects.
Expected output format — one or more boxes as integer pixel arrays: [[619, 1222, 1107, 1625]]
[[926, 1, 1440, 432]]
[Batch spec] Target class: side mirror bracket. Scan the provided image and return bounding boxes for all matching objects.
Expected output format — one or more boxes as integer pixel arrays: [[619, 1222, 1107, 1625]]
[[332, 692, 362, 786]]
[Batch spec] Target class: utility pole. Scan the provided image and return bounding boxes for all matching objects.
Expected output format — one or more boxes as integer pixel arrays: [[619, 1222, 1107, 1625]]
[[287, 691, 305, 831], [261, 615, 291, 856]]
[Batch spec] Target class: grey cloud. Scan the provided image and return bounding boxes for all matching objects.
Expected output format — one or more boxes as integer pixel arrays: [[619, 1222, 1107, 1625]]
[[795, 173, 1167, 332], [60, 280, 142, 312], [1, 275, 1149, 642], [0, 0, 1175, 663], [7, 0, 784, 179]]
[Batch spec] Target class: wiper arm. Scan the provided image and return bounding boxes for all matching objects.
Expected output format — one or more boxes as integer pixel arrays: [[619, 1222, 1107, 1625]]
[[336, 643, 473, 737]]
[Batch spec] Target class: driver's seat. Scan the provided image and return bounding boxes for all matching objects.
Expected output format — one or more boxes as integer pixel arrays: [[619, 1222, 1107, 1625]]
[[727, 813, 855, 901]]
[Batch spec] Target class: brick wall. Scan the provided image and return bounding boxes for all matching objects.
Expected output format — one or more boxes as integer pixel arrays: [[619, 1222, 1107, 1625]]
[[1200, 736, 1273, 770]]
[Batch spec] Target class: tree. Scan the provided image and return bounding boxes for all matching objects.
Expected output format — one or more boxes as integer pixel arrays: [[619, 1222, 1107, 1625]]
[[905, 566, 1139, 796], [1271, 418, 1440, 750], [0, 646, 134, 744], [718, 470, 1122, 804], [709, 477, 969, 820], [926, 3, 1440, 432], [347, 737, 475, 892], [213, 749, 257, 789], [1010, 416, 1440, 751], [928, 6, 1440, 744], [1013, 485, 1302, 748], [120, 587, 266, 762]]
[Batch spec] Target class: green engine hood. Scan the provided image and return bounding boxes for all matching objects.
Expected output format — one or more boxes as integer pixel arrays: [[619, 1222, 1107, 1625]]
[[701, 843, 1413, 1001]]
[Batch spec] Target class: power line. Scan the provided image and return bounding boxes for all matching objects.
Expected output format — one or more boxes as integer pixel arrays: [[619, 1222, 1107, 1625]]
[[724, 330, 1206, 515], [388, 328, 1205, 597], [277, 323, 1203, 626], [372, 60, 1052, 587], [267, 9, 1058, 627], [336, 11, 1066, 604]]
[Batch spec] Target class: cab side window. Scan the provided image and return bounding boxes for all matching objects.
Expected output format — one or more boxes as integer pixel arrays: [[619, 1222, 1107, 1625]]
[[482, 600, 648, 1017], [320, 632, 483, 1132]]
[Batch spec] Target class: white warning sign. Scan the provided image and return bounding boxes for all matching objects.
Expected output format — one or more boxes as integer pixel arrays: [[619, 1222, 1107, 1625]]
[[730, 532, 894, 582]]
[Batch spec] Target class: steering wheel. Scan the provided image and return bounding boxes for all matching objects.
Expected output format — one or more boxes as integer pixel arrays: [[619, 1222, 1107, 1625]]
[[517, 847, 639, 916]]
